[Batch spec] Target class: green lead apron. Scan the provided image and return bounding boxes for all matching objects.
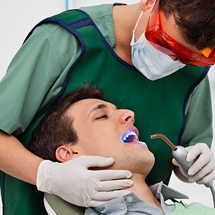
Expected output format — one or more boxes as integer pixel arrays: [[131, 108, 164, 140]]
[[1, 9, 208, 215]]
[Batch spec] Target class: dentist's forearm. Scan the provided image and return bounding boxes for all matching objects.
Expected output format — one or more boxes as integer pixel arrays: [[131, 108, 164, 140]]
[[0, 130, 43, 185]]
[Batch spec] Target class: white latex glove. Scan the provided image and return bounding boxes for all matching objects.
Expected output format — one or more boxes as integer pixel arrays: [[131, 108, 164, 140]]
[[37, 156, 133, 207], [173, 143, 215, 184]]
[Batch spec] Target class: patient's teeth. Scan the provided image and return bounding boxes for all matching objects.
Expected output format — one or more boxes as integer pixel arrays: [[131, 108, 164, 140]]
[[122, 130, 138, 143]]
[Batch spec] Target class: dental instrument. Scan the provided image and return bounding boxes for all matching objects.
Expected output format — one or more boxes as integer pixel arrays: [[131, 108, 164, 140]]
[[151, 133, 215, 208]]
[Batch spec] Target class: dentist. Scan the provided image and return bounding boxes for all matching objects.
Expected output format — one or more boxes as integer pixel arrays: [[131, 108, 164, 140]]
[[0, 0, 214, 214]]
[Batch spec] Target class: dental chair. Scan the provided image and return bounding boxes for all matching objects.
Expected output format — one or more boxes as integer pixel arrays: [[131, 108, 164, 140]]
[[44, 193, 85, 215]]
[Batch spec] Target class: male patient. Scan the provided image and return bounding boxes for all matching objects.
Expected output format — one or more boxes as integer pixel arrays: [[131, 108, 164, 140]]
[[29, 84, 215, 215]]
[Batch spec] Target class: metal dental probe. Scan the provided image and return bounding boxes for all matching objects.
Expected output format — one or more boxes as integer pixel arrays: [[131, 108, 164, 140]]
[[151, 133, 215, 208]]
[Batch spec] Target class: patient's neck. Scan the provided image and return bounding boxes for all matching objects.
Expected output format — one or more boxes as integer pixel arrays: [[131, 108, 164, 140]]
[[126, 174, 162, 210]]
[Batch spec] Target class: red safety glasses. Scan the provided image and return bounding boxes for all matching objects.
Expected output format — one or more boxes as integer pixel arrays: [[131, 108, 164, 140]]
[[145, 0, 215, 66]]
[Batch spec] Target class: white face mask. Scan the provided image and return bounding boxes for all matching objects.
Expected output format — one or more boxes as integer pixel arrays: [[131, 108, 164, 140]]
[[130, 12, 185, 81]]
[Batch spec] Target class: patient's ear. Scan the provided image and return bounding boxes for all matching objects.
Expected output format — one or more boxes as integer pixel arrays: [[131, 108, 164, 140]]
[[55, 145, 80, 162], [140, 0, 155, 10]]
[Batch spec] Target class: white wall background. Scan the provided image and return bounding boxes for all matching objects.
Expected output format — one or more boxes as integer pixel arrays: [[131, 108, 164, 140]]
[[0, 0, 215, 213]]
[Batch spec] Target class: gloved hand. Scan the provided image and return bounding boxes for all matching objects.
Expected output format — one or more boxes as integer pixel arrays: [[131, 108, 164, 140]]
[[37, 156, 133, 207], [172, 143, 215, 184]]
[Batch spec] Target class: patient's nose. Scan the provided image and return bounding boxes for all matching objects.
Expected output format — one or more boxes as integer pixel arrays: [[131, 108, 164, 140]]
[[119, 110, 135, 124]]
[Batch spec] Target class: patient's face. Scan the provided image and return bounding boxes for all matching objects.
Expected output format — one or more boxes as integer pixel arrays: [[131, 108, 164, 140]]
[[66, 98, 154, 175]]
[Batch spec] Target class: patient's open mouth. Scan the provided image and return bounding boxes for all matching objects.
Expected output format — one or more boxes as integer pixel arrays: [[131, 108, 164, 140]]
[[121, 130, 139, 143]]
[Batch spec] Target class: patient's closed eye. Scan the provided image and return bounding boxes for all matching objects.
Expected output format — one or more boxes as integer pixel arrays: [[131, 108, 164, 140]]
[[95, 114, 108, 120]]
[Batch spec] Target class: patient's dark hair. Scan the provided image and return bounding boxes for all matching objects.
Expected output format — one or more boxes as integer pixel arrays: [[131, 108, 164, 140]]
[[29, 83, 105, 161], [160, 0, 215, 50]]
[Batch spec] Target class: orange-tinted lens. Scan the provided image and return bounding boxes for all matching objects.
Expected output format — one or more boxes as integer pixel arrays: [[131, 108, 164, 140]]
[[145, 0, 215, 66]]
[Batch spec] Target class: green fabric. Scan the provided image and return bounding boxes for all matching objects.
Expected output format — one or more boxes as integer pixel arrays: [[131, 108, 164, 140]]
[[0, 4, 213, 215], [0, 4, 115, 136], [167, 202, 215, 215], [3, 175, 45, 215], [180, 76, 212, 146]]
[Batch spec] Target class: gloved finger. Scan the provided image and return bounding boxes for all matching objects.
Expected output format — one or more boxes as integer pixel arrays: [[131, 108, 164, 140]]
[[92, 190, 132, 203], [86, 200, 106, 208], [188, 152, 211, 176], [97, 179, 133, 191], [186, 143, 209, 162], [78, 156, 115, 168], [173, 159, 190, 178], [188, 162, 215, 183], [172, 158, 180, 167], [196, 168, 215, 184], [92, 169, 132, 180]]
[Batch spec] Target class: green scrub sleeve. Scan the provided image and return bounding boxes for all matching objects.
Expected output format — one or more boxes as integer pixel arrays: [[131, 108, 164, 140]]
[[0, 23, 80, 136], [0, 5, 113, 137], [181, 75, 213, 148]]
